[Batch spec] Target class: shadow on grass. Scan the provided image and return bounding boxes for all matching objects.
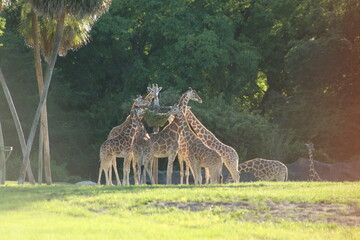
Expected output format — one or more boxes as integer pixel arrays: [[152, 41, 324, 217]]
[[0, 182, 270, 212]]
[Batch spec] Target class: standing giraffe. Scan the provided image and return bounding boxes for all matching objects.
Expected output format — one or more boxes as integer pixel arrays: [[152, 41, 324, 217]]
[[305, 143, 322, 181], [106, 87, 158, 183], [182, 107, 240, 184], [132, 121, 154, 185], [150, 88, 202, 184], [177, 106, 223, 184], [234, 158, 288, 182], [132, 107, 177, 185], [97, 108, 146, 185]]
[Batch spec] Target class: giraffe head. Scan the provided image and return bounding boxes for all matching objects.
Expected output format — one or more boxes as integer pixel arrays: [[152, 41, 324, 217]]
[[305, 142, 314, 151], [147, 84, 162, 103], [185, 87, 202, 103], [133, 107, 146, 118], [133, 95, 150, 108], [167, 105, 182, 117]]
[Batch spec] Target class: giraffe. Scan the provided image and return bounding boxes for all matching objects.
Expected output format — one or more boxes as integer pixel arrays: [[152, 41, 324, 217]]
[[234, 158, 288, 182], [97, 107, 146, 185], [105, 87, 158, 183], [150, 88, 202, 184], [177, 105, 223, 184], [132, 107, 177, 185], [181, 107, 240, 184], [305, 143, 322, 181], [132, 121, 155, 185]]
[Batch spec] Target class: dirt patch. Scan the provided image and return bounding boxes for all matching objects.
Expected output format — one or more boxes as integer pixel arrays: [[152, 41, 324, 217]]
[[150, 201, 360, 227]]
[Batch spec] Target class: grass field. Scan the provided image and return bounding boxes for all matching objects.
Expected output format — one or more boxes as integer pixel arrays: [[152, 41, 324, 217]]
[[1, 181, 359, 240]]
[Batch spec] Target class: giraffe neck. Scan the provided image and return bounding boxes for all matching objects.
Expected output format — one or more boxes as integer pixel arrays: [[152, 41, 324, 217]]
[[144, 92, 154, 103], [185, 109, 224, 150], [308, 148, 315, 169], [128, 112, 140, 139], [177, 111, 196, 144], [178, 93, 190, 108]]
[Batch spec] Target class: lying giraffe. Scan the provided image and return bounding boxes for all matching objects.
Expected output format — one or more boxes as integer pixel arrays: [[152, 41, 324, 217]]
[[98, 108, 146, 185], [305, 143, 322, 181], [236, 158, 288, 182], [177, 105, 223, 184], [150, 88, 202, 184]]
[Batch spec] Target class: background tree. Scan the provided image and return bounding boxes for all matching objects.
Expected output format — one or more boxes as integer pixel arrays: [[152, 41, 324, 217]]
[[1, 0, 359, 182]]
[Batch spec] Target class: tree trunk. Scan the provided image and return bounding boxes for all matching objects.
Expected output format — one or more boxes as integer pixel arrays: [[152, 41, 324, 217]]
[[0, 121, 6, 184], [18, 11, 66, 184], [31, 10, 51, 184], [0, 68, 36, 184]]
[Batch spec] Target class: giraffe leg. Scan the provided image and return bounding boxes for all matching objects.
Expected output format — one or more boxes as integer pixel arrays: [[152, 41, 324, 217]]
[[178, 153, 185, 185], [185, 163, 190, 185], [197, 167, 202, 185], [108, 159, 113, 185], [104, 166, 110, 186], [97, 161, 103, 185], [166, 154, 176, 185], [133, 155, 139, 185], [205, 168, 210, 184], [123, 157, 131, 185], [210, 164, 222, 184], [146, 156, 155, 185], [191, 159, 202, 185], [112, 158, 121, 185], [153, 157, 158, 184]]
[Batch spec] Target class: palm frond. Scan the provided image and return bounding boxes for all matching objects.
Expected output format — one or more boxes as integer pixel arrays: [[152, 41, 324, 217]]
[[28, 0, 112, 20], [19, 4, 93, 63]]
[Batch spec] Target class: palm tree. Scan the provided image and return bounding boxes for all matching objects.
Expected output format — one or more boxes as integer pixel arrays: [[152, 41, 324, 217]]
[[19, 3, 93, 184], [18, 0, 112, 184]]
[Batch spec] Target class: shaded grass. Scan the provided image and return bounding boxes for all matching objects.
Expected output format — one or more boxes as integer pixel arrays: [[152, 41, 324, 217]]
[[0, 182, 359, 240]]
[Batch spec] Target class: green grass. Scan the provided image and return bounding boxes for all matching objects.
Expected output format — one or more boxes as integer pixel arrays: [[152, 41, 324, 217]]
[[1, 182, 359, 240]]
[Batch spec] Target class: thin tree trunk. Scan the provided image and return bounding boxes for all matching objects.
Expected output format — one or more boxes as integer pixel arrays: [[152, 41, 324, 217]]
[[38, 125, 43, 183], [31, 10, 51, 184], [18, 11, 66, 184], [0, 68, 36, 184], [0, 121, 6, 184]]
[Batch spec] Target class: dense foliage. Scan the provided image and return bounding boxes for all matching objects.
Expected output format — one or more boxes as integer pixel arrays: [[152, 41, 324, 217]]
[[0, 0, 359, 181]]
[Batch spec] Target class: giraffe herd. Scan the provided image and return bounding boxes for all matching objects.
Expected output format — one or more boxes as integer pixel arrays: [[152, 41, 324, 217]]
[[97, 85, 321, 185]]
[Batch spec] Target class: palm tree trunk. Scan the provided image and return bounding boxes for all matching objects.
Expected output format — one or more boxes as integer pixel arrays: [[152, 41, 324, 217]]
[[18, 11, 66, 184], [31, 10, 51, 184], [0, 68, 36, 184]]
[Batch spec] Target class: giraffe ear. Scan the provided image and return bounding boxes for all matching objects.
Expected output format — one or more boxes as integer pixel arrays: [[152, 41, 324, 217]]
[[158, 87, 162, 91], [147, 87, 152, 92]]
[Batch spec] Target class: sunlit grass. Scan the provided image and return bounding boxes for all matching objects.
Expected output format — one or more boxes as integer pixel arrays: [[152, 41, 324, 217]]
[[1, 181, 359, 240]]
